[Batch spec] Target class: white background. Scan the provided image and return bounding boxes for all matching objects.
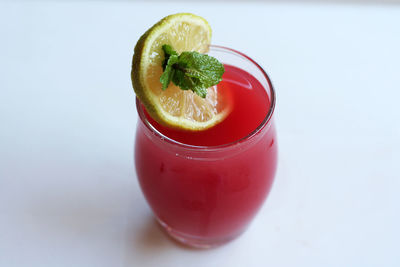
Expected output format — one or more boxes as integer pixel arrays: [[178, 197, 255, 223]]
[[1, 1, 399, 266]]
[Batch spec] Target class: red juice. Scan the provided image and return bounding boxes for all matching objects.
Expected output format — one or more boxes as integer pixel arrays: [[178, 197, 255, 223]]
[[134, 47, 277, 247]]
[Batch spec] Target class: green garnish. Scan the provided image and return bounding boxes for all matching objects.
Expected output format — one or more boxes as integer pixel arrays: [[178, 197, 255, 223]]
[[160, 44, 225, 98]]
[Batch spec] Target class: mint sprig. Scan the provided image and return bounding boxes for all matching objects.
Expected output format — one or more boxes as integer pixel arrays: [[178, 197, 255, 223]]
[[159, 44, 224, 98]]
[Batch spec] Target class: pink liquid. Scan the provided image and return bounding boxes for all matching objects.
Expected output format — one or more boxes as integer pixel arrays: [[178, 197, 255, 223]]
[[135, 64, 277, 246]]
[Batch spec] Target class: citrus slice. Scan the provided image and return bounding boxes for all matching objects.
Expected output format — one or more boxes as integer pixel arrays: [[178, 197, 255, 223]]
[[131, 13, 230, 131]]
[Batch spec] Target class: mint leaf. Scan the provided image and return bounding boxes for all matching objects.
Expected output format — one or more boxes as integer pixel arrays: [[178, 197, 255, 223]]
[[172, 67, 208, 98], [159, 45, 225, 98], [162, 44, 178, 57], [174, 51, 224, 97], [160, 54, 178, 90], [179, 51, 224, 86], [161, 44, 178, 70]]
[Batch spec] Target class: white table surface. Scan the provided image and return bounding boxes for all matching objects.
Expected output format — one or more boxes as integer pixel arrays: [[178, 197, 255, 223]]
[[1, 1, 399, 266]]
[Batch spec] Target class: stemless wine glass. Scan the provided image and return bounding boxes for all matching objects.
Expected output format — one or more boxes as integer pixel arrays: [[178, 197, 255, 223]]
[[134, 46, 277, 248]]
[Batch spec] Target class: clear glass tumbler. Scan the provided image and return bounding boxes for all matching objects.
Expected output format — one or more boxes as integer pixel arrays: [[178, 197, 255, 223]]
[[134, 46, 277, 248]]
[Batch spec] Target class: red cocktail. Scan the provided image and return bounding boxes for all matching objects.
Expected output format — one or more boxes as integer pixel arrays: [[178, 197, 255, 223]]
[[135, 46, 277, 248]]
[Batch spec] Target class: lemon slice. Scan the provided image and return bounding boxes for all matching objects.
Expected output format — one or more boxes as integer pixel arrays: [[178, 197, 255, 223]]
[[131, 13, 230, 131]]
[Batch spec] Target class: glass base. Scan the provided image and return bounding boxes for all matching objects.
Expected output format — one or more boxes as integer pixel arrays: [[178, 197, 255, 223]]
[[156, 217, 243, 249]]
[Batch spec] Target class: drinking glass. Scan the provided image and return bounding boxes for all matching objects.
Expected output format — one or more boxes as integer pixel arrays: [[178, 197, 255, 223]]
[[134, 46, 277, 248]]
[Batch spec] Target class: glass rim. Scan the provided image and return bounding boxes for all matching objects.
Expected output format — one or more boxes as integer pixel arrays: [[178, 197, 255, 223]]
[[136, 45, 276, 151]]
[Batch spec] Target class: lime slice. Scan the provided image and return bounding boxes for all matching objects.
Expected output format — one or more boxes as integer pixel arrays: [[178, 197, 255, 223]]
[[131, 13, 230, 131]]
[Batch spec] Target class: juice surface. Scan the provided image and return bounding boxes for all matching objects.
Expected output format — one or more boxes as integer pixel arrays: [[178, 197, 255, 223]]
[[145, 64, 270, 146]]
